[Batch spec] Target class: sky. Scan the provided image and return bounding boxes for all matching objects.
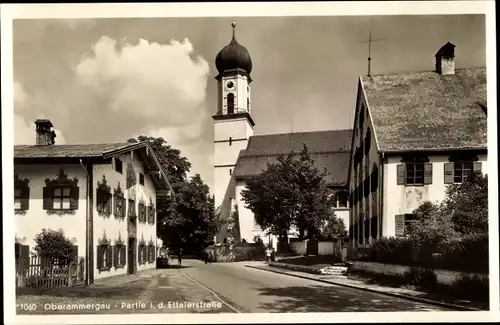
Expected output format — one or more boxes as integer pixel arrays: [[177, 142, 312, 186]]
[[12, 14, 486, 191]]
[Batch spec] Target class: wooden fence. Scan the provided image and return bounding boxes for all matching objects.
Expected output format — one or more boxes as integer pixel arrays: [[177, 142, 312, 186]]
[[16, 255, 85, 289]]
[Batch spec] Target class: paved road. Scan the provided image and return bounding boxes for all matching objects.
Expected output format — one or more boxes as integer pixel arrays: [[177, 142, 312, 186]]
[[154, 259, 451, 313]]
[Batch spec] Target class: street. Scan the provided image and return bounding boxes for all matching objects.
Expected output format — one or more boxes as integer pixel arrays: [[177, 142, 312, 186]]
[[152, 259, 451, 313]]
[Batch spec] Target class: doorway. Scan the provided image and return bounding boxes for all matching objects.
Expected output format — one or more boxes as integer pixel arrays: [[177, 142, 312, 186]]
[[128, 238, 136, 274]]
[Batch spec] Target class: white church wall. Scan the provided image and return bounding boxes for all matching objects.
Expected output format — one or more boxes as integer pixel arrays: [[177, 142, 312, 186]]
[[214, 119, 253, 141], [214, 141, 248, 167], [235, 180, 261, 243], [334, 208, 349, 233]]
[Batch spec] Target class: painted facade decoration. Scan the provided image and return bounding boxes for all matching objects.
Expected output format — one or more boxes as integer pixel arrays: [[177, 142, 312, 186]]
[[14, 122, 173, 284]]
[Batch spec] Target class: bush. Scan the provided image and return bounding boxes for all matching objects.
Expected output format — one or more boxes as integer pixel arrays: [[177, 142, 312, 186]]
[[367, 237, 416, 265], [403, 267, 437, 289], [366, 235, 488, 273], [34, 229, 75, 264], [447, 274, 489, 302], [435, 233, 488, 273]]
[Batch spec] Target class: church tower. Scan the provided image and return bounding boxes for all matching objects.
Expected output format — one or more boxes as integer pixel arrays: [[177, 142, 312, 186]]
[[213, 22, 255, 208]]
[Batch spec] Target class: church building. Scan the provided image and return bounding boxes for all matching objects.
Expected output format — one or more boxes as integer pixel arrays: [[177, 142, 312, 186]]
[[213, 23, 352, 247]]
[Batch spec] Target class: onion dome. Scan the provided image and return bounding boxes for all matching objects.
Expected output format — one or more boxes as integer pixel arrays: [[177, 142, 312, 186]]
[[215, 22, 253, 74]]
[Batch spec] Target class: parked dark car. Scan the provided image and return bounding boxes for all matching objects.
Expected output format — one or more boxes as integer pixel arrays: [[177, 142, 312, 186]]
[[156, 256, 170, 269]]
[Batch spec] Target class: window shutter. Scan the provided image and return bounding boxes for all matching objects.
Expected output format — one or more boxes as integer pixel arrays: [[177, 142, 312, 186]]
[[395, 215, 405, 237], [70, 187, 79, 210], [122, 198, 126, 218], [152, 245, 156, 259], [423, 163, 433, 184], [107, 246, 113, 268], [444, 163, 454, 184], [113, 246, 118, 267], [396, 164, 406, 185], [473, 162, 482, 174], [97, 246, 103, 270], [21, 187, 30, 210], [113, 194, 117, 215], [96, 189, 102, 212], [106, 193, 112, 214], [122, 245, 127, 266], [152, 208, 156, 224], [43, 187, 53, 210]]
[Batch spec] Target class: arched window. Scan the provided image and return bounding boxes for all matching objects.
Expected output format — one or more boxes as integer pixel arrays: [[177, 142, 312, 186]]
[[227, 93, 235, 114], [247, 97, 250, 111]]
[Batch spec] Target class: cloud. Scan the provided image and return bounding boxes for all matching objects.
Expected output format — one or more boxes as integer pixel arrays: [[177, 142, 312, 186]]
[[76, 36, 210, 128], [71, 35, 212, 183], [14, 82, 66, 145], [13, 35, 211, 184]]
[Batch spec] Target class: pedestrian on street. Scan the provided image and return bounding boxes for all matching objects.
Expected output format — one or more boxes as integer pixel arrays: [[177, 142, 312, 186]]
[[178, 249, 183, 268], [265, 247, 272, 263]]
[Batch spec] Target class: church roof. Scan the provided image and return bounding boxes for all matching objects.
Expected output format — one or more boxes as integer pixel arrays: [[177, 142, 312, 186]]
[[361, 67, 487, 152], [232, 130, 352, 186]]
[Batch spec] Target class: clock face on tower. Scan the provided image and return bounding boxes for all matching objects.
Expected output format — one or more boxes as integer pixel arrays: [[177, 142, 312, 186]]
[[226, 81, 234, 90]]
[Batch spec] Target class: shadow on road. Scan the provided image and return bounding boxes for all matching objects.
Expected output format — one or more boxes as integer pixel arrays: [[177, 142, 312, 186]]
[[158, 265, 194, 269], [16, 279, 150, 299], [256, 284, 448, 312]]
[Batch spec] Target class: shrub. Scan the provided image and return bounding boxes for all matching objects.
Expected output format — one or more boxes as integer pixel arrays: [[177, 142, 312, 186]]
[[435, 233, 489, 273], [34, 229, 75, 264], [366, 234, 488, 273], [403, 267, 437, 289], [448, 274, 489, 302], [368, 237, 415, 265]]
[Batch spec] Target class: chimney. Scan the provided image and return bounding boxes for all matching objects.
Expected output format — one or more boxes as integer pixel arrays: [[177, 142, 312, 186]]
[[35, 119, 56, 146], [435, 42, 456, 75]]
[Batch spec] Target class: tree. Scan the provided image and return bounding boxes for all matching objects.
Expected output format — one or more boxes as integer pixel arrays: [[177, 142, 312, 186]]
[[406, 201, 459, 244], [241, 144, 335, 248], [33, 229, 75, 264], [291, 145, 335, 239], [442, 172, 488, 236], [407, 172, 488, 243], [157, 174, 220, 254], [321, 214, 348, 240], [129, 135, 220, 254], [128, 136, 191, 184]]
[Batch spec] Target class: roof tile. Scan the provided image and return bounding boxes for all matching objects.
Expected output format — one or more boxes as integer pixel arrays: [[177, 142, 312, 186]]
[[362, 67, 487, 152], [233, 130, 352, 186], [14, 143, 131, 158]]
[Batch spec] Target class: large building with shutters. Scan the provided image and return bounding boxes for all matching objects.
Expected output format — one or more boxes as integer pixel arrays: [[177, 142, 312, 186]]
[[14, 119, 173, 284], [347, 42, 488, 254]]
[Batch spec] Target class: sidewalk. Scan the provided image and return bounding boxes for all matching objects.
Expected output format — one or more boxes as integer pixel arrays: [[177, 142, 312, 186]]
[[92, 268, 164, 287], [245, 263, 487, 311]]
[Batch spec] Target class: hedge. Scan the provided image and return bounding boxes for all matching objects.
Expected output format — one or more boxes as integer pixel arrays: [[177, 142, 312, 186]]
[[363, 234, 488, 273]]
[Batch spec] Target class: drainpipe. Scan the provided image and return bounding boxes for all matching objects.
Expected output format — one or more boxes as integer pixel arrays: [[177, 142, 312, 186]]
[[79, 159, 90, 285], [379, 153, 385, 238]]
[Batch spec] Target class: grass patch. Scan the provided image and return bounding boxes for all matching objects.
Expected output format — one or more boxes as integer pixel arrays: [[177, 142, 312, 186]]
[[347, 270, 489, 310], [277, 255, 343, 268]]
